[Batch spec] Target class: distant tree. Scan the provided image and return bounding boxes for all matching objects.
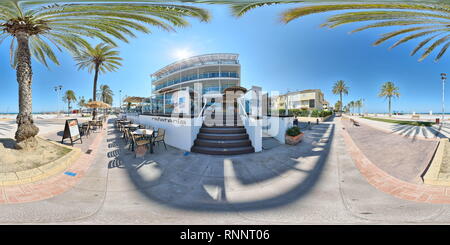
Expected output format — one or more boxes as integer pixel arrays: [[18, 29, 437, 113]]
[[355, 99, 363, 115], [379, 82, 400, 117], [347, 101, 355, 115], [63, 90, 77, 115], [78, 96, 86, 114], [98, 85, 114, 105], [334, 101, 342, 112], [332, 80, 349, 112]]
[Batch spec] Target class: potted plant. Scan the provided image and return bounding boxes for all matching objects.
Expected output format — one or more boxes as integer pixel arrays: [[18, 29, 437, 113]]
[[285, 126, 304, 145]]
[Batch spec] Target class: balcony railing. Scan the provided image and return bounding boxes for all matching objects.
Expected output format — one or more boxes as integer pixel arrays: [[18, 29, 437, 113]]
[[153, 72, 239, 91], [153, 60, 239, 80]]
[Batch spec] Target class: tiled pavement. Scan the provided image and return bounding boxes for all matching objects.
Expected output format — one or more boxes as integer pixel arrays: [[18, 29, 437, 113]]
[[341, 118, 450, 204], [0, 125, 105, 204]]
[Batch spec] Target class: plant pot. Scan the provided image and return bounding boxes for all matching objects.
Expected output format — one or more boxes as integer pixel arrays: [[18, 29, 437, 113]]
[[285, 132, 304, 145]]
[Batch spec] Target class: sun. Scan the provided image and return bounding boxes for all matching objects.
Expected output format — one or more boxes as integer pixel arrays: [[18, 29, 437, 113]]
[[174, 49, 193, 60]]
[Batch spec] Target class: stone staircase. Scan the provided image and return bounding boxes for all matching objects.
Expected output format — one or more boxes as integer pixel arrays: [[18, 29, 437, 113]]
[[191, 113, 255, 155]]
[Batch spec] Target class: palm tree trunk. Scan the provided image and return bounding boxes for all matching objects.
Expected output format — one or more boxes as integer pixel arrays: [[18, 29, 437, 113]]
[[14, 32, 39, 149], [340, 93, 343, 112], [92, 64, 100, 120], [388, 97, 392, 117]]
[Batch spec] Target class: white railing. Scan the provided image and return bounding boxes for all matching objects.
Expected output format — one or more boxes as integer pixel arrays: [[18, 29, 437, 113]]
[[237, 96, 248, 120]]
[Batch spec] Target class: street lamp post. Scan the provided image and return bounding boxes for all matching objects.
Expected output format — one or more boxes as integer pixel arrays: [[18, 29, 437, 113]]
[[119, 90, 122, 113], [441, 73, 447, 124], [54, 85, 63, 117]]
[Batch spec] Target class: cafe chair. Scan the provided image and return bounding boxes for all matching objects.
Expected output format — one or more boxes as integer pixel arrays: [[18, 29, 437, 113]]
[[153, 128, 167, 151], [130, 132, 151, 157]]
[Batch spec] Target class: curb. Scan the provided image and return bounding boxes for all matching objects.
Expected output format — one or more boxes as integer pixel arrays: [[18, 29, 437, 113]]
[[0, 137, 81, 186], [340, 118, 450, 204], [0, 126, 106, 204]]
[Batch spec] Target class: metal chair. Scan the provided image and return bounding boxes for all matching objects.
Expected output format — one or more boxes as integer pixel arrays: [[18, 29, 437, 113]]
[[130, 132, 151, 156], [153, 128, 167, 150]]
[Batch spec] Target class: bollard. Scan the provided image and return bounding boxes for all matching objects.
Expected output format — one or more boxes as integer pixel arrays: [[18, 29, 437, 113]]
[[316, 118, 319, 125], [293, 118, 299, 127]]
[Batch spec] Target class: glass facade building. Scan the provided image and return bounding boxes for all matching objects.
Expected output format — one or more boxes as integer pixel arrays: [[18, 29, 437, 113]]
[[147, 53, 241, 115]]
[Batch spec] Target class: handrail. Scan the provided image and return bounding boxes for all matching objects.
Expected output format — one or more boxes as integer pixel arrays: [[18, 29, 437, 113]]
[[197, 102, 208, 119], [237, 97, 248, 120]]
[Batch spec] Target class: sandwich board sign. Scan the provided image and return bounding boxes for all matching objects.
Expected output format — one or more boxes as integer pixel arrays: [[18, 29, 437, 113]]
[[61, 119, 82, 145]]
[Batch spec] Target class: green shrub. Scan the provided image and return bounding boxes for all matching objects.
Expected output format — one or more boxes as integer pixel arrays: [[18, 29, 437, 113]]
[[286, 126, 302, 136], [310, 109, 320, 117]]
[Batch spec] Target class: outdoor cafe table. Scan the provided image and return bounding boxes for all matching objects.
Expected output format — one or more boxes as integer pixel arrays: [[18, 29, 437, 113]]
[[123, 124, 140, 138], [88, 120, 102, 131], [132, 128, 155, 154], [117, 120, 131, 131]]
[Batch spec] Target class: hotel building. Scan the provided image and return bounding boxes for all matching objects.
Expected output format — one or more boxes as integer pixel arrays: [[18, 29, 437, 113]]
[[147, 53, 241, 115]]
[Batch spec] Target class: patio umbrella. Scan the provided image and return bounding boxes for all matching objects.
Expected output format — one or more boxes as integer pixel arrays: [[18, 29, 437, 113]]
[[85, 101, 111, 120], [123, 96, 146, 103], [86, 101, 111, 109]]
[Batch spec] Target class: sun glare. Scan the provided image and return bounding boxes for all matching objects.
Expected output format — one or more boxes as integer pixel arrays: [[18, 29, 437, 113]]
[[174, 49, 193, 60]]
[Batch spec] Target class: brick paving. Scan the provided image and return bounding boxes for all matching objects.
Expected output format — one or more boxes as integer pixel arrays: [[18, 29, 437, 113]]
[[341, 118, 450, 204], [343, 118, 438, 183], [0, 126, 105, 204]]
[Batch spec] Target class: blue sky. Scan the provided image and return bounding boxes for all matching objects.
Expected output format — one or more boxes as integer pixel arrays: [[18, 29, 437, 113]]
[[1, 3, 449, 113]]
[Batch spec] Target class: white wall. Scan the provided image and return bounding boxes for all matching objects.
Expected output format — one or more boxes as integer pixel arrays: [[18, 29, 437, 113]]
[[242, 116, 262, 152], [127, 114, 199, 152], [263, 116, 294, 144]]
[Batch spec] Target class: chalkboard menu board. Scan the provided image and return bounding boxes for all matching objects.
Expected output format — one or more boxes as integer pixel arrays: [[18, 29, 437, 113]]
[[61, 119, 82, 145]]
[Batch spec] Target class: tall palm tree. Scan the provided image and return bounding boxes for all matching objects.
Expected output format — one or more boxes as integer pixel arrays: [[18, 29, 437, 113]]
[[75, 44, 120, 119], [379, 82, 400, 117], [332, 80, 349, 112], [97, 85, 114, 106], [0, 1, 209, 148], [63, 90, 77, 116], [228, 2, 450, 61]]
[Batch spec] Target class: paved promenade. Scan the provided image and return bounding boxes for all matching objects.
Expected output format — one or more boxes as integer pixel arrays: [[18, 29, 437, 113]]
[[0, 117, 448, 224], [0, 119, 450, 224], [347, 116, 450, 139], [342, 118, 438, 183]]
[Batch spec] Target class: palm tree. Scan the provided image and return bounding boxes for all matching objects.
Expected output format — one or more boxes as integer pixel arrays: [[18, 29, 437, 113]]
[[334, 100, 342, 112], [347, 101, 355, 115], [75, 44, 120, 119], [63, 90, 77, 116], [379, 82, 400, 117], [0, 1, 209, 149], [228, 2, 450, 62], [78, 96, 86, 115], [332, 80, 349, 112], [98, 85, 114, 106], [355, 99, 363, 115]]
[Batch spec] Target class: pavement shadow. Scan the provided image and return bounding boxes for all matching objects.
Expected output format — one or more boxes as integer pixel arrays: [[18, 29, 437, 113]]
[[0, 138, 16, 149], [105, 117, 335, 212]]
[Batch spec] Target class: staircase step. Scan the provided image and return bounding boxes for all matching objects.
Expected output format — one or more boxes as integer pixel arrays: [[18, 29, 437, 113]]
[[191, 146, 255, 155], [194, 139, 252, 148], [200, 127, 246, 134], [197, 133, 249, 140], [202, 125, 245, 129]]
